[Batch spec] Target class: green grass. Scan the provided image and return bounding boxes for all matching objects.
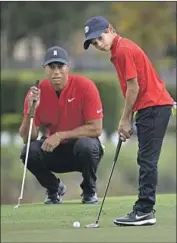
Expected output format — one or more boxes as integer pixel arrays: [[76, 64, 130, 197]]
[[1, 194, 176, 242]]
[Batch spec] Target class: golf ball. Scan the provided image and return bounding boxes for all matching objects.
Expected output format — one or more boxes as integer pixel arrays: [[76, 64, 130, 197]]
[[73, 221, 80, 228]]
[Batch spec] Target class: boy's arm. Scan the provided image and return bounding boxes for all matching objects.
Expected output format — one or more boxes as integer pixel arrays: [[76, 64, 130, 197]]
[[121, 78, 139, 121], [117, 48, 140, 140], [118, 47, 139, 120]]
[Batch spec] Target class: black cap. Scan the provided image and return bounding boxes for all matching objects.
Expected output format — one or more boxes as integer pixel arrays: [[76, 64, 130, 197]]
[[43, 46, 70, 66], [84, 16, 109, 50]]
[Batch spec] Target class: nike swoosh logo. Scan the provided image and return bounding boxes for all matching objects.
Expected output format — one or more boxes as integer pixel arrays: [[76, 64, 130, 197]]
[[68, 98, 75, 102], [135, 214, 149, 220], [97, 109, 102, 114]]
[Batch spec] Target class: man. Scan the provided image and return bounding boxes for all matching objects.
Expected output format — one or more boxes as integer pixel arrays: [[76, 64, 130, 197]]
[[19, 46, 104, 204], [83, 16, 174, 225]]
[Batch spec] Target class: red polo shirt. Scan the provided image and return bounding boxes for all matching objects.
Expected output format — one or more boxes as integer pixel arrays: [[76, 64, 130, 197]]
[[23, 74, 103, 136], [110, 35, 174, 111]]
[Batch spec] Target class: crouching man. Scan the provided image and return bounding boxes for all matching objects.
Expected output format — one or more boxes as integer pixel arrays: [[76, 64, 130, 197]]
[[19, 46, 104, 204]]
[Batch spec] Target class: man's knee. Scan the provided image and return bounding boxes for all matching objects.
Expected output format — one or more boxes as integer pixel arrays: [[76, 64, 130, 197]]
[[20, 140, 42, 163], [74, 137, 94, 153], [74, 137, 102, 160]]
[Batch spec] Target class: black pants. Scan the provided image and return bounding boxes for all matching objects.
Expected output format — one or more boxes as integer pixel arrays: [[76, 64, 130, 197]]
[[134, 105, 172, 213], [20, 137, 103, 194]]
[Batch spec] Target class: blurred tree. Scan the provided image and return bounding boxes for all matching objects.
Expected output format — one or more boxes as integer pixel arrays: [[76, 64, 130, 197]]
[[1, 2, 110, 53], [110, 2, 176, 64], [1, 2, 86, 46]]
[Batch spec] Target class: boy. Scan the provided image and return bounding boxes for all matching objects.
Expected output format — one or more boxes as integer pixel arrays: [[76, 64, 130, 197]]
[[83, 16, 174, 226]]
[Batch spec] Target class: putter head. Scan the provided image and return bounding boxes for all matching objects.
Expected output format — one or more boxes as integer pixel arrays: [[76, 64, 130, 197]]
[[14, 198, 21, 209], [85, 223, 99, 228], [14, 204, 19, 209]]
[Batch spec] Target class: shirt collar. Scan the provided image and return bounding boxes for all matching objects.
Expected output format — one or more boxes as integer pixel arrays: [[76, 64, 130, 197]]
[[111, 35, 122, 57]]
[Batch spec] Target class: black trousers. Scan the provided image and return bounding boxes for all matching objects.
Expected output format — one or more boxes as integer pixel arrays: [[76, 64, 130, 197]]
[[20, 137, 103, 194], [134, 105, 172, 213]]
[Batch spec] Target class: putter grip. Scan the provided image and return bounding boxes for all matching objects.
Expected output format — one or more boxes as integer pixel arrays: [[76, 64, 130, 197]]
[[114, 138, 122, 161], [30, 80, 39, 118]]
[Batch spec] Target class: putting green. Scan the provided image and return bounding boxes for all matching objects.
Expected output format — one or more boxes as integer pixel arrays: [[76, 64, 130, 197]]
[[1, 194, 176, 242]]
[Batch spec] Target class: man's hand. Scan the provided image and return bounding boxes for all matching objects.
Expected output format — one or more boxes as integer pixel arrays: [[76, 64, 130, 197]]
[[41, 133, 61, 152], [118, 118, 133, 142], [27, 86, 41, 113]]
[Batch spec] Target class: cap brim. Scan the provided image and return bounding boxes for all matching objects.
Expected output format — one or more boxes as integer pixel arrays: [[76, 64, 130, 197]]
[[84, 29, 105, 50], [43, 58, 69, 66]]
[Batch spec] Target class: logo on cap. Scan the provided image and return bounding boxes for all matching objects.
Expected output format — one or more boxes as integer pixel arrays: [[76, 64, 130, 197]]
[[53, 50, 58, 56], [84, 26, 89, 34]]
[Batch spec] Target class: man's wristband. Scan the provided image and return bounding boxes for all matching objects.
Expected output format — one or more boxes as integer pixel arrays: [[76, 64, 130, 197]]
[[55, 132, 61, 140], [55, 132, 66, 141]]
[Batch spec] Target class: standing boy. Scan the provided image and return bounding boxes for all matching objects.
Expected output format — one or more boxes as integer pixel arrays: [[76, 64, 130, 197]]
[[83, 16, 174, 226]]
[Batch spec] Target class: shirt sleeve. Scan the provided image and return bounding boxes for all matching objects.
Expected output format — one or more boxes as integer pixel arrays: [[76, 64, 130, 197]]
[[23, 91, 41, 127], [118, 47, 137, 81], [82, 81, 103, 121]]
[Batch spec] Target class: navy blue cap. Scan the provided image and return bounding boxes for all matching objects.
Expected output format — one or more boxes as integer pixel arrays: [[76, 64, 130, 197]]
[[43, 46, 69, 66], [84, 16, 109, 50]]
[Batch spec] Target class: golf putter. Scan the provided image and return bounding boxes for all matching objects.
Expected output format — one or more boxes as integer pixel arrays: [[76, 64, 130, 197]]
[[14, 80, 39, 209], [86, 138, 122, 228]]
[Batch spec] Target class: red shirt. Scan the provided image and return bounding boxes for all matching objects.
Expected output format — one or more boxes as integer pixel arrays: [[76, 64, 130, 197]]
[[110, 35, 174, 111], [23, 74, 103, 136]]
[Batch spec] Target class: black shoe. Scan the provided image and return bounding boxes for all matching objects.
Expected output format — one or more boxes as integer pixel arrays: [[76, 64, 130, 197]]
[[44, 180, 66, 204], [113, 209, 156, 226], [44, 192, 61, 204], [81, 192, 98, 204]]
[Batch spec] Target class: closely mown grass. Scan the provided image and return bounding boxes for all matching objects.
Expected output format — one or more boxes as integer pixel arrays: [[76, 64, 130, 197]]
[[1, 194, 176, 242]]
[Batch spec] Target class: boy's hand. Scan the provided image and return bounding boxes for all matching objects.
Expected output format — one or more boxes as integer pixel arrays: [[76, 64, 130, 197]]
[[118, 118, 133, 142]]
